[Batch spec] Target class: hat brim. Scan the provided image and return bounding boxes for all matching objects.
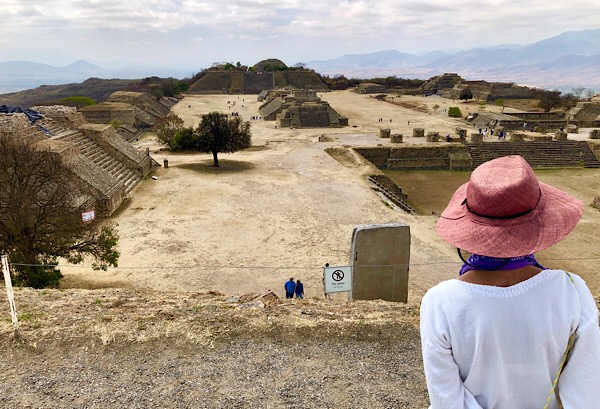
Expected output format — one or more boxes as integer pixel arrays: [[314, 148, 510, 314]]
[[436, 181, 584, 258]]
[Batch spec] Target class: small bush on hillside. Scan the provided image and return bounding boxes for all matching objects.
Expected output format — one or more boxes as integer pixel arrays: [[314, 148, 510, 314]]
[[448, 107, 462, 118], [57, 96, 96, 108], [109, 119, 122, 129]]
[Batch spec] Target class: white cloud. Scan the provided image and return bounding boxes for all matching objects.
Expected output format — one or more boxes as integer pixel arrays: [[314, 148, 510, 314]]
[[0, 0, 599, 65]]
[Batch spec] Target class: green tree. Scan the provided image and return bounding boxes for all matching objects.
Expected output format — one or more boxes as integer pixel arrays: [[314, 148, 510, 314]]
[[0, 135, 119, 288], [153, 113, 185, 150], [195, 112, 251, 167], [459, 89, 473, 102], [495, 98, 506, 113], [448, 107, 462, 118]]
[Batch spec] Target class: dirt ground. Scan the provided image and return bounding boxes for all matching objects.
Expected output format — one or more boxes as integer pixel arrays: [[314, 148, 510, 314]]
[[2, 90, 600, 408], [60, 90, 600, 298]]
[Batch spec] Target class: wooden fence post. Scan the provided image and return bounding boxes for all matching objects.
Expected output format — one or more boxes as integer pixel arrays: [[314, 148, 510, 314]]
[[1, 255, 20, 339]]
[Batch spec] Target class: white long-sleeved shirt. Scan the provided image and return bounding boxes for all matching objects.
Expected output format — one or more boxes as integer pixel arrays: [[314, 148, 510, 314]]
[[420, 269, 600, 409]]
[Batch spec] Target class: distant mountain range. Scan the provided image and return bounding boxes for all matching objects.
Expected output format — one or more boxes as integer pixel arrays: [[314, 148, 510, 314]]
[[306, 28, 600, 90], [1, 28, 599, 94], [0, 60, 110, 93], [0, 60, 190, 94]]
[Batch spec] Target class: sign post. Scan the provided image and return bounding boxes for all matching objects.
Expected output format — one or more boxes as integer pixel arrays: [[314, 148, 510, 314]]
[[1, 255, 19, 339], [323, 265, 353, 295]]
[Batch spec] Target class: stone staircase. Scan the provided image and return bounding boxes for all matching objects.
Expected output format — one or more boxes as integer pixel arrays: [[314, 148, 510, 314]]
[[57, 130, 141, 194], [368, 175, 416, 214], [465, 141, 598, 169], [577, 141, 600, 168], [37, 119, 66, 136]]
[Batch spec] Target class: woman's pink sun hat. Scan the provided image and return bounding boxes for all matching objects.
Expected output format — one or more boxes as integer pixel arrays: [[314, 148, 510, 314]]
[[436, 155, 584, 258]]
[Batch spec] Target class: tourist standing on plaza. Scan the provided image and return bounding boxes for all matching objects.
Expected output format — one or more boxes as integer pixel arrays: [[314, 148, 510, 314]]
[[284, 277, 296, 299], [295, 279, 304, 299], [420, 155, 600, 408]]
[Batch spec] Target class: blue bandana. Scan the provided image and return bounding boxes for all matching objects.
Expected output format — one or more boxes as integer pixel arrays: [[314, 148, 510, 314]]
[[459, 254, 545, 276]]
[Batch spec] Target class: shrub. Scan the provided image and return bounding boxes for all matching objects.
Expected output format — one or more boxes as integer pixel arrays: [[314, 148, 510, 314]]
[[448, 107, 462, 118], [57, 96, 96, 108]]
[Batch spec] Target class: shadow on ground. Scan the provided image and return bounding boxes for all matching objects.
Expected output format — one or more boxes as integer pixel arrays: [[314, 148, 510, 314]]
[[178, 160, 256, 173]]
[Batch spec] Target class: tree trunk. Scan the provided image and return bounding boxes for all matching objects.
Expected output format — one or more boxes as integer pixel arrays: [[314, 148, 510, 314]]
[[212, 151, 219, 167]]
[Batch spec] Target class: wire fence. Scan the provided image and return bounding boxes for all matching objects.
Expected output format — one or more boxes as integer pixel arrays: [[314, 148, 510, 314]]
[[8, 256, 600, 271]]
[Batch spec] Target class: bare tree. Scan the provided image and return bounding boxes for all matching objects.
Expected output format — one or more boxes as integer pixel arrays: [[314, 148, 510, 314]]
[[0, 135, 119, 288], [571, 87, 586, 100], [536, 89, 562, 112], [584, 89, 597, 100]]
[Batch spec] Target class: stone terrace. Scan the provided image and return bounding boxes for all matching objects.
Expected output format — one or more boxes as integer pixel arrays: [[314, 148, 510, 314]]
[[465, 140, 600, 169], [0, 111, 156, 217]]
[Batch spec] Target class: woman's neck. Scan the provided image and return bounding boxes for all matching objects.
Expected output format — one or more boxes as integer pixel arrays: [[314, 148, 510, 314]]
[[458, 265, 543, 287]]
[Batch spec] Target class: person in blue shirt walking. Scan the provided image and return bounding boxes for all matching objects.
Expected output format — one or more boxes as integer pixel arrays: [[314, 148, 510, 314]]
[[295, 279, 304, 299], [284, 277, 296, 299]]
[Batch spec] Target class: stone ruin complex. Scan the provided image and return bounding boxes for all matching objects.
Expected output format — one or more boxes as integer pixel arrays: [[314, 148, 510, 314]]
[[354, 83, 387, 94], [420, 73, 463, 95], [187, 59, 328, 95], [467, 112, 568, 132], [442, 80, 536, 102], [258, 89, 348, 128], [79, 91, 177, 142], [567, 101, 600, 128], [0, 105, 157, 217]]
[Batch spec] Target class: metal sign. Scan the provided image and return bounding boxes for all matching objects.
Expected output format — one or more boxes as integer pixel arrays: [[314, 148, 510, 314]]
[[323, 266, 353, 293], [81, 209, 96, 223]]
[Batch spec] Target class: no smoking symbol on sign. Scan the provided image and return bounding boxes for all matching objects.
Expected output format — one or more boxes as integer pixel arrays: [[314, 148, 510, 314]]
[[332, 270, 345, 281]]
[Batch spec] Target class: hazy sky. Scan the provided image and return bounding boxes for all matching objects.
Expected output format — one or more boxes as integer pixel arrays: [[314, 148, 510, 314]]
[[1, 0, 599, 71]]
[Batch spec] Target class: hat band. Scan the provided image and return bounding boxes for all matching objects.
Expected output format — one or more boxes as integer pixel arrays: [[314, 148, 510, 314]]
[[463, 188, 542, 220]]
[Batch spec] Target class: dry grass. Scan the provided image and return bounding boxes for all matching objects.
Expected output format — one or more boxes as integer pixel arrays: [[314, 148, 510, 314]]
[[0, 287, 419, 348]]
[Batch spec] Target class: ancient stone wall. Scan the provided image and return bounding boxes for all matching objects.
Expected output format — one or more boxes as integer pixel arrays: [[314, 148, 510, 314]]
[[267, 92, 346, 128], [79, 124, 152, 175], [512, 112, 564, 120], [108, 91, 170, 118], [80, 103, 136, 126], [0, 113, 45, 142], [354, 145, 471, 170], [298, 105, 331, 127], [33, 105, 87, 128], [243, 72, 275, 94]]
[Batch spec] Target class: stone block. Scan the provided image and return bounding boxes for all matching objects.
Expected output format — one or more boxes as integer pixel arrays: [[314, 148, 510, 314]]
[[379, 128, 391, 138], [592, 196, 600, 209], [455, 128, 467, 138], [470, 133, 483, 143], [390, 134, 403, 143], [531, 135, 553, 142], [510, 132, 525, 142], [426, 132, 440, 142], [589, 130, 600, 140], [413, 128, 425, 138], [567, 124, 579, 134], [554, 131, 568, 141]]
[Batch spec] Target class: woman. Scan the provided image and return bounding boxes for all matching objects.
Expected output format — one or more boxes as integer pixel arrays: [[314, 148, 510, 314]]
[[420, 155, 600, 408]]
